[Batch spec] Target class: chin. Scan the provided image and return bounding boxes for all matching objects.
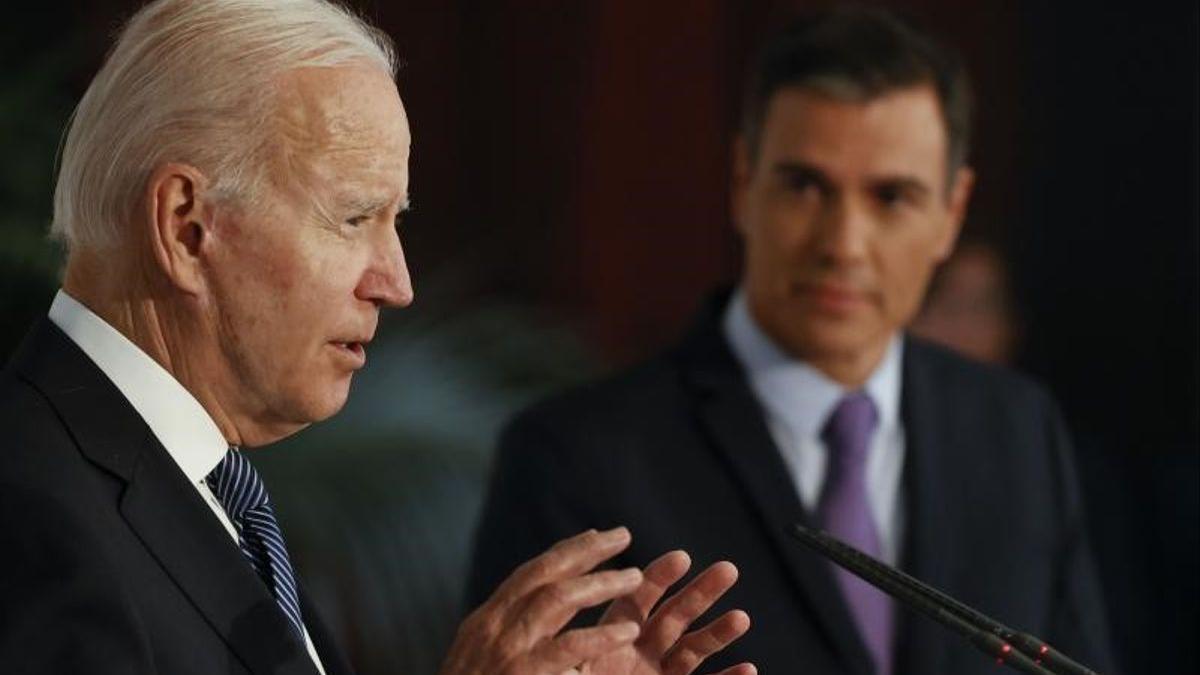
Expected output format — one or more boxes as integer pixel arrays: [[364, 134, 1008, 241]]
[[311, 391, 352, 423], [290, 380, 353, 425], [784, 320, 878, 358]]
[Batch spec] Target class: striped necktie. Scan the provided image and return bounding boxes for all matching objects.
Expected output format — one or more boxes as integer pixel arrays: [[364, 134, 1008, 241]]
[[206, 447, 304, 640]]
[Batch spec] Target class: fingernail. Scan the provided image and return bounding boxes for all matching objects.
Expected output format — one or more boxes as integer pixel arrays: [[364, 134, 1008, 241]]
[[620, 567, 643, 584]]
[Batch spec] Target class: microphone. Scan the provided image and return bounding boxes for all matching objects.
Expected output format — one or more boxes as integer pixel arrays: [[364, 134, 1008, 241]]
[[788, 523, 1102, 675]]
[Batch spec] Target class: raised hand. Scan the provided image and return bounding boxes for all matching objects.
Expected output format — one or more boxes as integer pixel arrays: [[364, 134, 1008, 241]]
[[439, 528, 754, 675], [439, 527, 645, 675], [581, 551, 755, 675]]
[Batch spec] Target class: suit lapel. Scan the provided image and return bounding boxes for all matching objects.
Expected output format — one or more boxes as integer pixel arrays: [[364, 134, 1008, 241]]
[[894, 339, 959, 675], [120, 446, 319, 675], [11, 319, 319, 675], [676, 306, 874, 675]]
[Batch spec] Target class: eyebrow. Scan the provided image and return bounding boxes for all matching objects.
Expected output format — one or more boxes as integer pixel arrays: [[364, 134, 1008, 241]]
[[870, 175, 932, 200], [772, 160, 933, 198], [341, 194, 411, 214], [773, 161, 834, 192]]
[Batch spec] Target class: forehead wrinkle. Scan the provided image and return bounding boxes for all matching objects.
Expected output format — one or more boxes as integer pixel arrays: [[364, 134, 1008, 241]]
[[270, 121, 404, 210], [264, 66, 410, 220], [273, 103, 369, 176]]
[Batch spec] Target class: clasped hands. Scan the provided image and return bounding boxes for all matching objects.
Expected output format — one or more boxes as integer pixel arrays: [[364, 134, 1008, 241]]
[[440, 527, 755, 675]]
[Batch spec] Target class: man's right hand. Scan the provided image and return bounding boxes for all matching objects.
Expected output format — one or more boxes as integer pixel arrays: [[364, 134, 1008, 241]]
[[440, 527, 753, 675], [439, 527, 646, 675]]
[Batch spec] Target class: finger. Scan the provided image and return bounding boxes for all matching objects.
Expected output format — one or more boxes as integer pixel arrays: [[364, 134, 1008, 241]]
[[517, 621, 640, 674], [600, 549, 691, 625], [705, 663, 757, 675], [507, 567, 643, 644], [661, 610, 751, 675], [640, 561, 740, 657], [490, 527, 632, 609]]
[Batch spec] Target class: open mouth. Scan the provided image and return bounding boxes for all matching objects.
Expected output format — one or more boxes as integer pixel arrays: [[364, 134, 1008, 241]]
[[332, 341, 367, 364]]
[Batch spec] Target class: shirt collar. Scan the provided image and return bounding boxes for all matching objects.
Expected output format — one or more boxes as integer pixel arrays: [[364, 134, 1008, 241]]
[[722, 288, 904, 441], [48, 290, 228, 483]]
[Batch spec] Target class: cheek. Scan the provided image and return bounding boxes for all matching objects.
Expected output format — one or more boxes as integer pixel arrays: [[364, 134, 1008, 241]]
[[748, 200, 816, 265], [234, 260, 298, 327], [213, 242, 313, 352], [878, 235, 941, 318]]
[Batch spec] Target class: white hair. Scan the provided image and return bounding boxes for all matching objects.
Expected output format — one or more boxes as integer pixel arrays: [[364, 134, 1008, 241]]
[[51, 0, 398, 252]]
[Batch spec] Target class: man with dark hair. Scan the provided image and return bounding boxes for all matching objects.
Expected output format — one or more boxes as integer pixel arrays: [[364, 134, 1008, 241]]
[[469, 7, 1115, 675]]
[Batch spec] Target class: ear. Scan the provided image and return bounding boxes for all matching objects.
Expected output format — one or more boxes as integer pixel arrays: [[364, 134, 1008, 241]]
[[731, 136, 753, 237], [934, 165, 975, 261], [144, 163, 213, 295]]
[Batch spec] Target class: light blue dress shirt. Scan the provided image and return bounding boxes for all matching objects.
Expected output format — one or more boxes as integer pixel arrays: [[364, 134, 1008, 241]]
[[722, 289, 907, 565]]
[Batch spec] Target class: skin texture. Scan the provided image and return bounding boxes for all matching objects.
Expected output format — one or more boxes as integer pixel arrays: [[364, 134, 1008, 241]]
[[732, 84, 974, 386], [62, 64, 751, 674], [441, 528, 755, 675], [65, 63, 413, 448]]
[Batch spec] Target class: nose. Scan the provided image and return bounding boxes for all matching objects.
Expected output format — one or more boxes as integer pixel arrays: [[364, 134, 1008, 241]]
[[815, 193, 871, 265], [356, 224, 414, 309]]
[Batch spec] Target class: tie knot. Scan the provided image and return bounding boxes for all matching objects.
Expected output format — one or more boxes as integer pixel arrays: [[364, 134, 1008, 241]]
[[822, 392, 878, 466], [205, 447, 269, 522]]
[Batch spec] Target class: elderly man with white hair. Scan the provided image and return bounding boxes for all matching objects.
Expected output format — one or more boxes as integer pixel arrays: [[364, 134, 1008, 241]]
[[0, 2, 755, 674]]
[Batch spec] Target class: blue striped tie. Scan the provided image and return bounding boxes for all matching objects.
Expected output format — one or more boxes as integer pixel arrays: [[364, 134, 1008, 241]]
[[206, 447, 305, 640]]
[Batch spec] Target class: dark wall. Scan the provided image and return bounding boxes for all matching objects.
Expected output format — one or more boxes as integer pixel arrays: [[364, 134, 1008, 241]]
[[1013, 6, 1199, 672]]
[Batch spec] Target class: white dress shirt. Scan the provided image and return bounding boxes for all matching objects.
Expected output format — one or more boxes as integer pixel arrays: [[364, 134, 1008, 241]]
[[48, 290, 327, 675], [723, 289, 907, 564]]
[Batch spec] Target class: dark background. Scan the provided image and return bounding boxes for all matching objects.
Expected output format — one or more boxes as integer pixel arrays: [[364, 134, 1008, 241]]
[[2, 2, 1196, 674]]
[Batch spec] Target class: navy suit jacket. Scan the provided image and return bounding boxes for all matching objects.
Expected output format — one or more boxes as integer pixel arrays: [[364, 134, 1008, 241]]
[[0, 318, 354, 674], [468, 301, 1116, 675]]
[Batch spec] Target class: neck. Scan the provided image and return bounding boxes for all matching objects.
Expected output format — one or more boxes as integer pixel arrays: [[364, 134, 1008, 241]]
[[742, 293, 892, 388], [61, 251, 281, 447]]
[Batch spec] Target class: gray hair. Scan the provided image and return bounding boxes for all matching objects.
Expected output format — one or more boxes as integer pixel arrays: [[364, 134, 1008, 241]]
[[51, 0, 398, 252]]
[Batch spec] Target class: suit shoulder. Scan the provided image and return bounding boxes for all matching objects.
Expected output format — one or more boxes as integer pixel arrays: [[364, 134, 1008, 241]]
[[906, 336, 1058, 413], [500, 351, 687, 451], [516, 350, 680, 420], [0, 369, 92, 489]]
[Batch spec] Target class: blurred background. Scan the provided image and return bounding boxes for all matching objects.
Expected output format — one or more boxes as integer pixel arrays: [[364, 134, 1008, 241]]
[[2, 1, 1196, 673]]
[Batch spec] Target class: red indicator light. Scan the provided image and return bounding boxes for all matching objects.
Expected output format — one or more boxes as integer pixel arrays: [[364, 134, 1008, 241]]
[[1039, 645, 1049, 655], [1001, 644, 1012, 654]]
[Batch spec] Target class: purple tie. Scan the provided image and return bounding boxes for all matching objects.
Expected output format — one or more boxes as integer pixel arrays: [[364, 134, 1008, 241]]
[[817, 392, 893, 675]]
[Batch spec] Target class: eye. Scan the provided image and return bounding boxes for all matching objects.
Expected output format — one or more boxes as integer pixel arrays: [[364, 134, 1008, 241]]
[[346, 214, 370, 227], [786, 174, 818, 195], [877, 186, 905, 207], [874, 182, 925, 210]]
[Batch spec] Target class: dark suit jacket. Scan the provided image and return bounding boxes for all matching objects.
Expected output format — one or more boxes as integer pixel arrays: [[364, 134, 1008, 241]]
[[0, 318, 355, 675], [468, 302, 1116, 675]]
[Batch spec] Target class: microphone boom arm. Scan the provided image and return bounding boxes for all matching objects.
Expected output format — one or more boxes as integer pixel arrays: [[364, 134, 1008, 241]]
[[788, 523, 1101, 675]]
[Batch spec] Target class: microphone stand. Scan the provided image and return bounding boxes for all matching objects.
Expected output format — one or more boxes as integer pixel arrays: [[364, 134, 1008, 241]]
[[788, 524, 1102, 675]]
